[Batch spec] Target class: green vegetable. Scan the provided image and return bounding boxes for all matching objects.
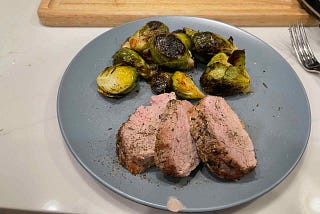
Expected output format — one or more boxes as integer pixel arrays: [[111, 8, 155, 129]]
[[96, 21, 251, 99], [200, 50, 250, 96], [207, 52, 231, 67], [189, 30, 238, 63], [172, 71, 205, 99], [112, 48, 157, 79], [172, 30, 192, 50], [149, 71, 173, 94], [149, 33, 194, 71], [183, 27, 198, 38], [121, 21, 169, 53], [96, 65, 138, 98], [227, 49, 250, 79]]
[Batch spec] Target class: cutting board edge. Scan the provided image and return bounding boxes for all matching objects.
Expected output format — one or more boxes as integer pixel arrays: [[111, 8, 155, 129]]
[[37, 1, 319, 27]]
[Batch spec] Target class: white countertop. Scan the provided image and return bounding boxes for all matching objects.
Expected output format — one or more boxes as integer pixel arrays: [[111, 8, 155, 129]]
[[1, 1, 320, 213]]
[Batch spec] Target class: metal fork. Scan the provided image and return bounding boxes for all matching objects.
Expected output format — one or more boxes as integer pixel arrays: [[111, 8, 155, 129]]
[[289, 23, 320, 73]]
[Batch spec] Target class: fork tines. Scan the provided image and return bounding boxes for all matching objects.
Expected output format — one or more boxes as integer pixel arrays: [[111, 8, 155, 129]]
[[289, 23, 320, 73]]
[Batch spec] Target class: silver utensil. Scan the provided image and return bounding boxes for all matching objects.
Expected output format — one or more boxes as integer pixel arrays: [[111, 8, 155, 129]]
[[289, 23, 320, 73]]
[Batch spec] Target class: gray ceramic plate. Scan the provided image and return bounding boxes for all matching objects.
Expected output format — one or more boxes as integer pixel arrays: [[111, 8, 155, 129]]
[[57, 16, 311, 212]]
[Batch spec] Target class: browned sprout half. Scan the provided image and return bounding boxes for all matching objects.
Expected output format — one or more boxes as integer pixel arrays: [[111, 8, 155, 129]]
[[183, 27, 197, 38], [112, 47, 157, 80], [121, 21, 169, 55], [149, 71, 173, 94], [96, 65, 138, 98], [200, 50, 250, 96], [172, 71, 205, 99], [149, 33, 194, 71], [100, 21, 249, 99], [184, 28, 238, 63], [207, 52, 231, 67], [227, 49, 250, 78], [172, 29, 192, 50]]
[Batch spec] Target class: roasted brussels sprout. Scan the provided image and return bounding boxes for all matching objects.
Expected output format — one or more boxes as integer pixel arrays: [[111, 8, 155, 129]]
[[172, 30, 192, 50], [207, 52, 230, 67], [183, 27, 197, 38], [189, 31, 238, 63], [121, 21, 169, 54], [200, 50, 250, 96], [97, 21, 251, 99], [112, 48, 157, 79], [149, 33, 194, 71], [149, 71, 173, 94], [172, 71, 205, 99], [227, 49, 250, 78], [96, 65, 138, 98]]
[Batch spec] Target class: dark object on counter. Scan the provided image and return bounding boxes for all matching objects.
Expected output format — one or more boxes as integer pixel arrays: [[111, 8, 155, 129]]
[[298, 0, 320, 20]]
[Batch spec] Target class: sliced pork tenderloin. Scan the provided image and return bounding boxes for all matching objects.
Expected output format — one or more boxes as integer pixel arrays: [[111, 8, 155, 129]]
[[116, 92, 176, 174], [189, 96, 257, 180], [155, 99, 200, 177]]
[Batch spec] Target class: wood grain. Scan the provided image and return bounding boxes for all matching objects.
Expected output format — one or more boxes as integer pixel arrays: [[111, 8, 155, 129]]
[[37, 0, 319, 27]]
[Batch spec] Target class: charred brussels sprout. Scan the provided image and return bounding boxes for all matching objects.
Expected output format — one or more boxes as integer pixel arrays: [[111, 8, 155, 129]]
[[200, 63, 250, 96], [190, 31, 237, 63], [200, 50, 250, 96], [149, 72, 173, 94], [97, 21, 251, 99], [121, 21, 169, 54], [149, 33, 194, 71], [228, 49, 245, 67], [112, 48, 157, 79], [207, 52, 230, 67], [172, 30, 192, 50], [183, 27, 197, 38], [227, 49, 250, 78], [172, 71, 205, 99], [96, 65, 138, 98]]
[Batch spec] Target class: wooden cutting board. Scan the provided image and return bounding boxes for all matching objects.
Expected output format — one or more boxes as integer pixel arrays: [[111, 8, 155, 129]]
[[38, 0, 319, 27]]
